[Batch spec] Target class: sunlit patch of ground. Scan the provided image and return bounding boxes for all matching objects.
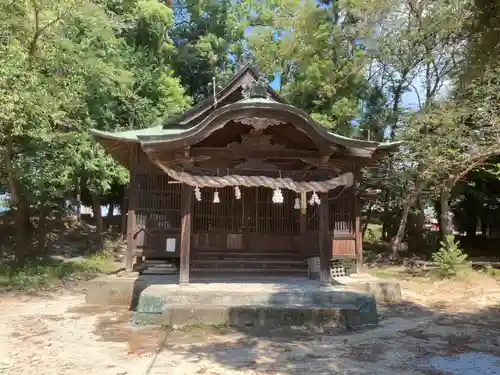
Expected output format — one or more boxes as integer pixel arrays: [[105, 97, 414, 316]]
[[1, 269, 500, 374]]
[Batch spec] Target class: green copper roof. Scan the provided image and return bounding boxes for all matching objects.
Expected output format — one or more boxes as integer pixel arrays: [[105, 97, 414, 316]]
[[91, 99, 402, 152], [89, 96, 279, 142], [90, 125, 187, 142]]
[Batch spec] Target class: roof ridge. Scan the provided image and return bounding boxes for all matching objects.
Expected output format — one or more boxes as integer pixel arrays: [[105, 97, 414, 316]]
[[163, 64, 283, 128]]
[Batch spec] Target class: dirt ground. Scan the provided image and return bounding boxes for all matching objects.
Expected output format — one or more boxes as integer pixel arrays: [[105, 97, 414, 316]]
[[2, 269, 500, 375]]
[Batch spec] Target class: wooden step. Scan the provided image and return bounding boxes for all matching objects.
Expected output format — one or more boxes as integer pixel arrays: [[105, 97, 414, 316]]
[[191, 259, 306, 270], [194, 247, 299, 254], [192, 252, 303, 261], [191, 268, 309, 277]]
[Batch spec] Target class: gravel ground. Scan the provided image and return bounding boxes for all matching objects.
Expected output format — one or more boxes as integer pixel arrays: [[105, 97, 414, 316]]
[[1, 274, 500, 375]]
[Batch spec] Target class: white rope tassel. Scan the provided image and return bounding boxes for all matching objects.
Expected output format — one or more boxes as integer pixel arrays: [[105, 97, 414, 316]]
[[234, 186, 241, 199], [272, 188, 283, 203], [194, 186, 202, 201], [309, 192, 320, 206], [294, 197, 300, 210], [154, 161, 354, 193], [213, 190, 220, 203]]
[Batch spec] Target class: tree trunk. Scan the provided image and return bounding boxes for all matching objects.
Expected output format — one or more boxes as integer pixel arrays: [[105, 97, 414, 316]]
[[37, 203, 48, 254], [381, 189, 391, 241], [362, 203, 372, 238], [76, 178, 81, 224], [391, 194, 416, 255], [440, 189, 453, 239], [4, 144, 31, 263], [91, 193, 104, 251], [107, 203, 115, 218], [415, 195, 426, 240], [382, 87, 403, 241]]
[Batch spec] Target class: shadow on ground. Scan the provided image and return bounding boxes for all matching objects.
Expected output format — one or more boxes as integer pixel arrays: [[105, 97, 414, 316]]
[[83, 277, 500, 375], [157, 302, 500, 374]]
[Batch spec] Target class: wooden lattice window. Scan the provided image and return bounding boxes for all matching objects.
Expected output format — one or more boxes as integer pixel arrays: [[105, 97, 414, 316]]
[[307, 187, 354, 233], [135, 173, 181, 229], [193, 186, 300, 234]]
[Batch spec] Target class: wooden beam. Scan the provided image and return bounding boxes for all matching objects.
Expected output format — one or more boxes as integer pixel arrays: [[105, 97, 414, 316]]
[[126, 144, 138, 273], [155, 151, 365, 173], [189, 147, 326, 160], [319, 192, 332, 284], [179, 183, 193, 285]]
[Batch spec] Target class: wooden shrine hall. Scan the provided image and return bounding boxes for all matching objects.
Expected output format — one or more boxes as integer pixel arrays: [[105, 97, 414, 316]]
[[91, 65, 400, 284]]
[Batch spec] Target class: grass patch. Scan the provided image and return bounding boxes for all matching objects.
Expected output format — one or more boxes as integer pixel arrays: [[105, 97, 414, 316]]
[[163, 323, 231, 335], [371, 269, 394, 279], [0, 254, 116, 291]]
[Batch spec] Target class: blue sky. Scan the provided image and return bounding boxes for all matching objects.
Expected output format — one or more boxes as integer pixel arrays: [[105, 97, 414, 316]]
[[269, 72, 423, 111]]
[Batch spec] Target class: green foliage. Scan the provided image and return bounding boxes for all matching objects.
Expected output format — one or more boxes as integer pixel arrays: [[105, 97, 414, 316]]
[[245, 0, 376, 134], [0, 0, 498, 263], [365, 223, 383, 243], [0, 255, 116, 290], [431, 235, 469, 278], [0, 0, 190, 258]]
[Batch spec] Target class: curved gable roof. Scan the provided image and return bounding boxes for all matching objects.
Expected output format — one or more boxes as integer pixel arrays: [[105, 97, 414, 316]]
[[91, 98, 401, 163], [90, 65, 402, 169]]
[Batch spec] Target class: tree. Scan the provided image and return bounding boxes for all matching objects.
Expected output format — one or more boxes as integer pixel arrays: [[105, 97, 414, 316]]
[[403, 66, 500, 240], [365, 0, 471, 252], [0, 0, 190, 259], [245, 0, 379, 134]]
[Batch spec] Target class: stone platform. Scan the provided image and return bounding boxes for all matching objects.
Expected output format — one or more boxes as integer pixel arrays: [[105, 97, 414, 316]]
[[86, 275, 401, 329]]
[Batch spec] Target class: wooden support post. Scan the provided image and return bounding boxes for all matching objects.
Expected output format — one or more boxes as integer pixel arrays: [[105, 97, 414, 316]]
[[354, 175, 363, 273], [319, 192, 331, 284], [126, 145, 138, 273], [299, 192, 307, 254], [179, 183, 193, 285]]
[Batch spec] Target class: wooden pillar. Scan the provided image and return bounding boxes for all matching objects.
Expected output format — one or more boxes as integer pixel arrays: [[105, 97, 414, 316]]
[[354, 185, 363, 273], [179, 183, 193, 285], [121, 194, 127, 240], [319, 192, 331, 284], [299, 192, 307, 253], [126, 145, 138, 273]]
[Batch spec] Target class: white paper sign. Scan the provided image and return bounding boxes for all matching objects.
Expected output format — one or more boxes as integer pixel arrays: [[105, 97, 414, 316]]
[[166, 238, 176, 252]]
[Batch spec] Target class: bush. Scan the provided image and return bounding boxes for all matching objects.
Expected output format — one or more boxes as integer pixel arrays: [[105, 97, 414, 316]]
[[431, 234, 469, 278]]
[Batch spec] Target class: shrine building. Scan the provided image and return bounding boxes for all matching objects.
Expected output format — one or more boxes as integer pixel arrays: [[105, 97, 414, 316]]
[[91, 65, 400, 284]]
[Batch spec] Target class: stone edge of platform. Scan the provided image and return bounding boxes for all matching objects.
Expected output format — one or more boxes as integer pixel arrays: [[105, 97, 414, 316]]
[[85, 274, 402, 308], [339, 277, 402, 303], [85, 275, 143, 307], [131, 303, 373, 330]]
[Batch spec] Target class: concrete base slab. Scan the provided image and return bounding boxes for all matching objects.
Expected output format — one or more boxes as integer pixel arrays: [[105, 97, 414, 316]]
[[85, 274, 173, 308], [85, 274, 400, 328], [133, 304, 362, 329], [334, 274, 402, 303]]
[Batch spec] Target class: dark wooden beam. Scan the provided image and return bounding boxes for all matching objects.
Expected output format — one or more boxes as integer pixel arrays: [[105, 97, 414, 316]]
[[179, 182, 193, 285], [319, 192, 332, 284], [126, 144, 138, 272], [189, 147, 326, 160]]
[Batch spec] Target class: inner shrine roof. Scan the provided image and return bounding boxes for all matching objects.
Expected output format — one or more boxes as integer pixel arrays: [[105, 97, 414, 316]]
[[90, 64, 402, 169]]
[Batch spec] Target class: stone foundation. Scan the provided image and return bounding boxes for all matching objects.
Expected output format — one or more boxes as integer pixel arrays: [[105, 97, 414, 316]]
[[335, 274, 402, 303], [133, 304, 362, 329], [86, 275, 385, 329]]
